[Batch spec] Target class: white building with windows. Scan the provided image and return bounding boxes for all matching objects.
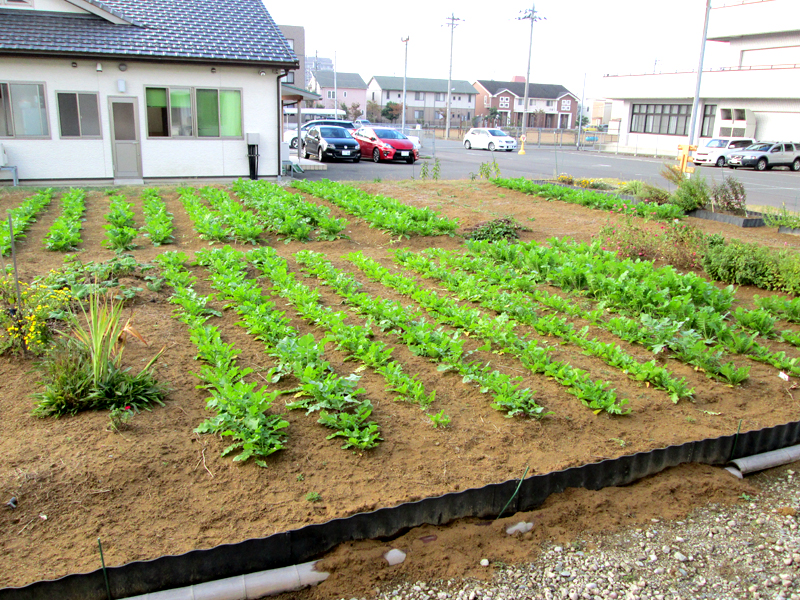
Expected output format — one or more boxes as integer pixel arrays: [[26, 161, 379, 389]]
[[601, 0, 800, 156], [366, 76, 476, 126], [0, 0, 297, 184]]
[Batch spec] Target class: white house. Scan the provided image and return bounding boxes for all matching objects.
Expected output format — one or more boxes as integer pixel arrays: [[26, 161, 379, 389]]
[[601, 0, 800, 156], [0, 0, 298, 185], [366, 76, 476, 126]]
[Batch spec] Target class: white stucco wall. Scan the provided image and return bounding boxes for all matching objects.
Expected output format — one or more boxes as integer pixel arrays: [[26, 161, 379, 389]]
[[1, 56, 281, 182]]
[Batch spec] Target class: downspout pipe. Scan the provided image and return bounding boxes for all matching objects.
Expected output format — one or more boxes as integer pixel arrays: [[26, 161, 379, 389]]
[[275, 69, 288, 181], [122, 561, 328, 600], [725, 444, 800, 479]]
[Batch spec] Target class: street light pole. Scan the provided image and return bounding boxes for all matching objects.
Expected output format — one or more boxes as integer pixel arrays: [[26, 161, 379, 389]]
[[688, 0, 712, 147], [518, 3, 544, 138], [444, 13, 461, 140], [401, 36, 409, 133]]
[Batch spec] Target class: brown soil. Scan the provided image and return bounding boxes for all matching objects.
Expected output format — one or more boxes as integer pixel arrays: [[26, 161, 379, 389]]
[[0, 181, 798, 596]]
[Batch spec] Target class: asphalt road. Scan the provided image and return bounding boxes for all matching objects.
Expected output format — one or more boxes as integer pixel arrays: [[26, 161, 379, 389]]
[[300, 139, 800, 210]]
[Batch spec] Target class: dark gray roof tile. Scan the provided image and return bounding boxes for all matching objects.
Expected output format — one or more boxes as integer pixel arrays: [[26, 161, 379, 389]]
[[0, 0, 297, 65]]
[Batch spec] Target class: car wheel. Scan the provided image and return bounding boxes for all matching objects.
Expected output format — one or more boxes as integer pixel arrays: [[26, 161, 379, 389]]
[[353, 155, 361, 163], [488, 142, 496, 151], [406, 155, 415, 165], [506, 149, 513, 152], [302, 144, 310, 160], [318, 147, 326, 163], [792, 158, 800, 172], [716, 156, 726, 167], [756, 158, 768, 171], [464, 140, 472, 150], [373, 148, 381, 163], [290, 137, 298, 149]]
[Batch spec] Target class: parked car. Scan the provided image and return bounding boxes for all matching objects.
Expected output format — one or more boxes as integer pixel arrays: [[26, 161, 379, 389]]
[[727, 142, 800, 171], [693, 137, 756, 167], [353, 119, 373, 129], [302, 126, 361, 163], [353, 127, 419, 163], [283, 119, 355, 149], [463, 128, 517, 151]]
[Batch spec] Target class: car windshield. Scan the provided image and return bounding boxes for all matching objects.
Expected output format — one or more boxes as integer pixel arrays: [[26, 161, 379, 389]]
[[488, 129, 507, 137], [705, 139, 728, 148], [320, 127, 352, 139], [376, 129, 406, 140], [746, 143, 773, 151]]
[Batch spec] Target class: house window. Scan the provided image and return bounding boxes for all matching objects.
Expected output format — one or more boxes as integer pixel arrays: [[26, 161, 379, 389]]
[[326, 90, 335, 99], [343, 91, 347, 98], [499, 96, 509, 109], [458, 96, 462, 101], [397, 93, 401, 99], [701, 104, 717, 137], [285, 71, 295, 84], [435, 93, 445, 102], [0, 82, 49, 137], [483, 96, 489, 107], [0, 0, 33, 5], [529, 99, 534, 106], [415, 92, 423, 101], [546, 100, 554, 107], [371, 92, 375, 100], [414, 110, 424, 119], [57, 92, 100, 138], [145, 86, 241, 138], [630, 103, 691, 136], [286, 39, 294, 51], [561, 99, 571, 110]]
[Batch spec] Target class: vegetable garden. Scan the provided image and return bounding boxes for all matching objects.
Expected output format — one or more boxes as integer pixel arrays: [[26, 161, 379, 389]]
[[0, 178, 799, 593]]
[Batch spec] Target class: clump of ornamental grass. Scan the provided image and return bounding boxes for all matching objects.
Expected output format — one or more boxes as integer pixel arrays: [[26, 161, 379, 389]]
[[33, 289, 166, 417]]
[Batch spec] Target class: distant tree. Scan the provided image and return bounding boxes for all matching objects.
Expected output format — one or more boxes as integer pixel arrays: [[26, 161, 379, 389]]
[[382, 101, 402, 123], [347, 102, 363, 121], [366, 100, 381, 122], [578, 115, 590, 128], [339, 101, 349, 118], [487, 107, 500, 127]]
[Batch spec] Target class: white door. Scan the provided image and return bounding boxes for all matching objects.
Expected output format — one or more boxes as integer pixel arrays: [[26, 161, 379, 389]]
[[109, 97, 142, 179]]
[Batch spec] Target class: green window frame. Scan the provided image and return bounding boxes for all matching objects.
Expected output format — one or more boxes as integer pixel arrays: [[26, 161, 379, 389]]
[[145, 86, 242, 139]]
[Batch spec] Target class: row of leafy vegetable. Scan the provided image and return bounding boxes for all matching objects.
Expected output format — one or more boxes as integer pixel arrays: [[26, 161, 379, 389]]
[[292, 179, 459, 238], [0, 189, 52, 256], [493, 179, 685, 221], [413, 239, 800, 386]]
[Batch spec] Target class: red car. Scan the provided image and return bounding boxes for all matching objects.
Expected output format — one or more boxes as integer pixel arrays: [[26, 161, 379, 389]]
[[353, 127, 419, 164]]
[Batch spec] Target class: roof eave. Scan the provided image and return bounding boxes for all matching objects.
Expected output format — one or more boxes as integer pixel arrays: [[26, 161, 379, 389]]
[[0, 48, 298, 68]]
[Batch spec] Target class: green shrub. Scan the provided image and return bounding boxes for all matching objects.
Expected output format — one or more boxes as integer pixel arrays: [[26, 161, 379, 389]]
[[600, 216, 705, 269], [660, 163, 686, 187], [617, 180, 646, 196], [762, 204, 800, 230], [702, 239, 800, 294], [637, 183, 671, 205], [671, 174, 710, 212]]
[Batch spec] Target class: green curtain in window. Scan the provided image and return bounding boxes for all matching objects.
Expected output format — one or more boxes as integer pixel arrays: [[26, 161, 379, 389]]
[[196, 89, 219, 137], [146, 88, 168, 108], [219, 90, 242, 137]]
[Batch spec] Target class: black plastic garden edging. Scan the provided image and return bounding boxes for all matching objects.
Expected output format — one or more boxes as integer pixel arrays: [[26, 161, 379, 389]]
[[2, 419, 800, 600]]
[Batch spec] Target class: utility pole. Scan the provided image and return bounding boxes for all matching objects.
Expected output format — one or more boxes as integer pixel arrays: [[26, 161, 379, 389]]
[[444, 13, 462, 140], [517, 3, 545, 138], [401, 36, 409, 133], [333, 51, 338, 115], [688, 0, 712, 147], [576, 73, 586, 150]]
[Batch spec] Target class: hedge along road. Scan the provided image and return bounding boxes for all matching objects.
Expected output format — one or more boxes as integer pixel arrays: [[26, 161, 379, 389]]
[[299, 138, 800, 210]]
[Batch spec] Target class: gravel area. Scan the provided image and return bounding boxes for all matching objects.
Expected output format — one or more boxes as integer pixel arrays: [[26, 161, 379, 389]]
[[350, 466, 800, 600]]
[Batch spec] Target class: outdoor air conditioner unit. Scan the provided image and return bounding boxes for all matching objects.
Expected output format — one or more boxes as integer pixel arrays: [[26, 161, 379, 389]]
[[716, 107, 756, 138]]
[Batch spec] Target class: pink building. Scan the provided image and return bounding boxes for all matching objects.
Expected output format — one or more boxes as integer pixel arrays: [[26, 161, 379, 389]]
[[309, 71, 367, 120]]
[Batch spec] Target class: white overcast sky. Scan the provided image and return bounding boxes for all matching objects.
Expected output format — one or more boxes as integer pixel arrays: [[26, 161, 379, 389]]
[[266, 0, 738, 101]]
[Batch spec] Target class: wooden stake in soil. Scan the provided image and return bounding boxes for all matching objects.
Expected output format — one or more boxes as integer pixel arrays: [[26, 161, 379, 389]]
[[98, 537, 112, 600], [8, 215, 25, 353]]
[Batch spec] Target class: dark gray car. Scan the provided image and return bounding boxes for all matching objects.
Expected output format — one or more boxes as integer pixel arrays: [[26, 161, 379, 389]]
[[302, 126, 361, 163]]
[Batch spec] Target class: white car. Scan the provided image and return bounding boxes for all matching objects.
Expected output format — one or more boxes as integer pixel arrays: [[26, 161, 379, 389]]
[[693, 137, 756, 167], [283, 119, 355, 149], [463, 128, 517, 152]]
